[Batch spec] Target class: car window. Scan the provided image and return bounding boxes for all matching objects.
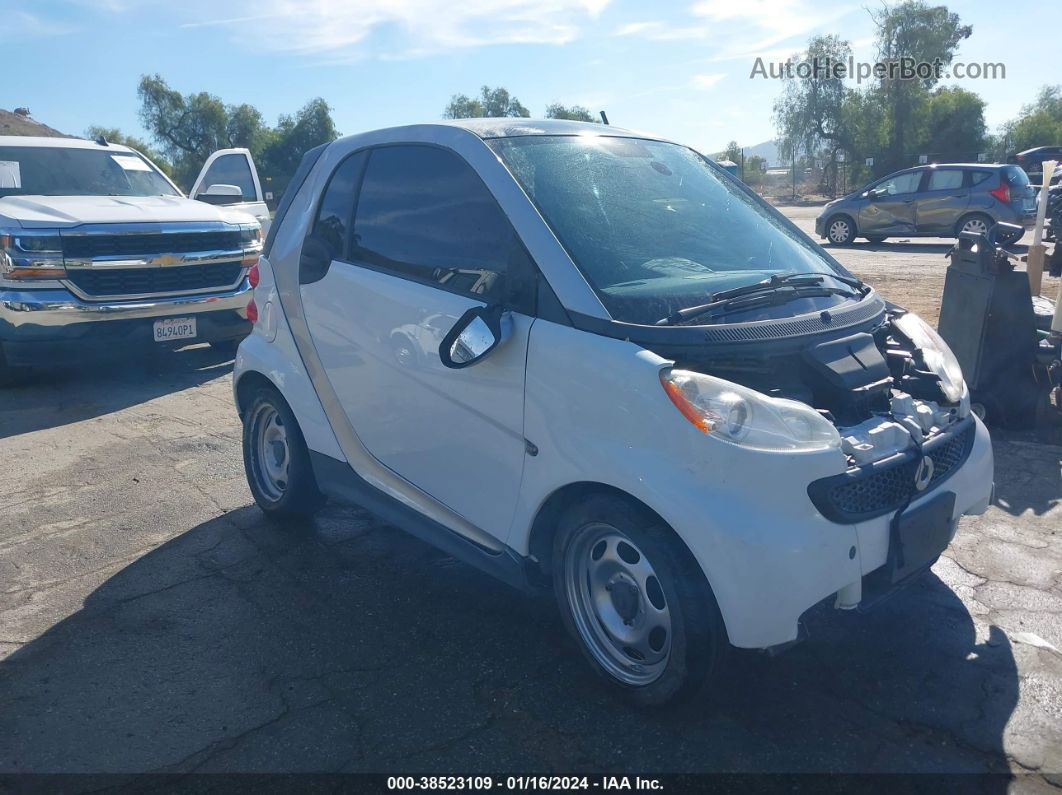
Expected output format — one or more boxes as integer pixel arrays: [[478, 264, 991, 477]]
[[1004, 166, 1031, 187], [0, 146, 178, 198], [311, 152, 366, 262], [967, 171, 992, 187], [877, 172, 922, 196], [352, 145, 520, 305], [927, 170, 963, 191], [198, 153, 256, 200], [490, 136, 848, 325]]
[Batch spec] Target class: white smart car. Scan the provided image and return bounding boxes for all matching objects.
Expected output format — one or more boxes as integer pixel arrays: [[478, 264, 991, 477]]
[[234, 120, 994, 705]]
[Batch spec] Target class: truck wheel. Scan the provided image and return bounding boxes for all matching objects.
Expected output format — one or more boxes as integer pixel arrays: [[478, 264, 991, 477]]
[[552, 493, 728, 707], [826, 215, 855, 245], [242, 385, 325, 519]]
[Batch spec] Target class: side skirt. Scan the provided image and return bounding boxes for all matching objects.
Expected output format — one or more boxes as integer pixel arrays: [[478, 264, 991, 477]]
[[310, 452, 535, 593]]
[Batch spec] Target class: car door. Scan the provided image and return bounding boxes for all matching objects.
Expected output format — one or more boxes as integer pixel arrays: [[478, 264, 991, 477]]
[[190, 148, 271, 234], [857, 170, 923, 235], [913, 168, 968, 236], [298, 144, 535, 540]]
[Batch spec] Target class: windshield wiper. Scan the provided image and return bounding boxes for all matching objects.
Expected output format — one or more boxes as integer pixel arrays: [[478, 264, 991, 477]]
[[655, 283, 856, 326], [655, 273, 833, 326]]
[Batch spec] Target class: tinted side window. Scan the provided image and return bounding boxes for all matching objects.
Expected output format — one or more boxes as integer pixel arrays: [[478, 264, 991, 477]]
[[878, 172, 922, 195], [967, 171, 991, 187], [927, 169, 963, 191], [199, 154, 255, 200], [311, 152, 365, 261], [352, 146, 518, 304]]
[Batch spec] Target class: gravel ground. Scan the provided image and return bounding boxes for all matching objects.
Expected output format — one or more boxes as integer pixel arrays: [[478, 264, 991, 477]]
[[1, 211, 1061, 788]]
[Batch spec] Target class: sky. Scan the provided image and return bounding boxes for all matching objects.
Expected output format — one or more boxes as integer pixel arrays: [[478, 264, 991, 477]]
[[3, 0, 1051, 160]]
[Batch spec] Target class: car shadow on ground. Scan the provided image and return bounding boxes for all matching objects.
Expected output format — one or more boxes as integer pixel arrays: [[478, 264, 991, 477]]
[[0, 501, 1018, 782], [0, 344, 235, 441]]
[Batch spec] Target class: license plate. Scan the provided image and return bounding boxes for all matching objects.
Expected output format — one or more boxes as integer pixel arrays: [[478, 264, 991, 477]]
[[888, 491, 956, 584], [153, 317, 197, 342]]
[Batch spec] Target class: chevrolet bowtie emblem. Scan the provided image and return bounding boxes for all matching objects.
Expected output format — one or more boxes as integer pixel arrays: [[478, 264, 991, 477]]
[[154, 255, 181, 266]]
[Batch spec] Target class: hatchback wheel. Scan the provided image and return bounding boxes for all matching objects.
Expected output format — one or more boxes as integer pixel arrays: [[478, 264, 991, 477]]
[[957, 213, 992, 238], [826, 216, 854, 245], [242, 385, 324, 519], [552, 494, 727, 706]]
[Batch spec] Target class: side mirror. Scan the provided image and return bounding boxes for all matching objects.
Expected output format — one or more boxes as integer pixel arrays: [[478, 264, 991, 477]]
[[867, 188, 884, 200], [196, 183, 243, 205], [439, 305, 504, 369]]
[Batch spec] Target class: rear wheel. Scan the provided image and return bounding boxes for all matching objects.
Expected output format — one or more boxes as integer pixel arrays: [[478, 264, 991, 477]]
[[865, 235, 887, 244], [242, 385, 325, 519], [956, 213, 992, 238], [552, 494, 727, 707], [826, 215, 855, 245]]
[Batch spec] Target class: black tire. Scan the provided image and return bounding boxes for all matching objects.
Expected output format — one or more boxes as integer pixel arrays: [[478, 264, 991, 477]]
[[955, 213, 993, 239], [825, 214, 855, 245], [551, 493, 728, 707], [242, 384, 325, 519], [864, 235, 887, 244]]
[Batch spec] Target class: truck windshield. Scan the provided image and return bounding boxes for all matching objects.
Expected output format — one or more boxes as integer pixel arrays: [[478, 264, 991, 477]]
[[489, 135, 850, 325], [0, 146, 179, 198]]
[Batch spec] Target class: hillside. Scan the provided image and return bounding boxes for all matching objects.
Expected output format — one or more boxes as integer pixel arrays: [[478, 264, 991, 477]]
[[0, 109, 69, 138]]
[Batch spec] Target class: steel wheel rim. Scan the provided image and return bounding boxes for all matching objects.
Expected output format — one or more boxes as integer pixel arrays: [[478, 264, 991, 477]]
[[962, 218, 989, 235], [249, 403, 289, 502], [829, 219, 850, 243], [563, 523, 672, 686]]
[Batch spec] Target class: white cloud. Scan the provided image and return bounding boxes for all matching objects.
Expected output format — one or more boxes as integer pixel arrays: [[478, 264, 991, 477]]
[[690, 72, 725, 89], [177, 0, 611, 58], [8, 9, 73, 37]]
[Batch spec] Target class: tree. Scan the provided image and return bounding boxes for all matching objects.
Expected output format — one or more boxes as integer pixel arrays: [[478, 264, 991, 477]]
[[773, 35, 855, 194], [259, 99, 339, 198], [137, 74, 337, 195], [720, 141, 741, 162], [872, 1, 971, 172], [918, 86, 986, 162], [84, 125, 173, 176], [545, 103, 596, 122], [1003, 85, 1062, 154], [443, 86, 530, 119]]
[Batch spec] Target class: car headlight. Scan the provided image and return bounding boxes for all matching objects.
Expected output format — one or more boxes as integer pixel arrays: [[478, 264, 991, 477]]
[[0, 228, 67, 281], [894, 312, 964, 403], [660, 368, 841, 452]]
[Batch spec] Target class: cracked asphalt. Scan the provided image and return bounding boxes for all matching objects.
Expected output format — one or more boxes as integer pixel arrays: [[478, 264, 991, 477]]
[[1, 213, 1061, 787]]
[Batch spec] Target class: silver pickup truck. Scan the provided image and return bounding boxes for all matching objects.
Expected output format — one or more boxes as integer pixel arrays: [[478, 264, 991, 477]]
[[0, 136, 271, 384]]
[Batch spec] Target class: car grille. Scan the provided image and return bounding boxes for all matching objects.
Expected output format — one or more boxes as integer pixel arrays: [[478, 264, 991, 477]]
[[65, 263, 245, 298], [807, 420, 975, 523], [61, 231, 242, 259]]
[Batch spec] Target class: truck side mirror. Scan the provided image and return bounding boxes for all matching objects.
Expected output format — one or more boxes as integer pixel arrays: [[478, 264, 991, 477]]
[[197, 184, 243, 205]]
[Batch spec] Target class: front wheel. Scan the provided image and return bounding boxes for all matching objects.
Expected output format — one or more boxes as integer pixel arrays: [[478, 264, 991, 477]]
[[956, 213, 993, 238], [865, 235, 887, 244], [826, 215, 855, 245], [242, 385, 325, 519], [552, 494, 727, 707]]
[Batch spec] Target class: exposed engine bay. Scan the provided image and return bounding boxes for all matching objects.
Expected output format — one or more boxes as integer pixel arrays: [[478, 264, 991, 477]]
[[661, 306, 970, 471]]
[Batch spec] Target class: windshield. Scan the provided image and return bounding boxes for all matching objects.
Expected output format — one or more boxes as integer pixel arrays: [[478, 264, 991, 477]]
[[489, 135, 849, 325], [0, 146, 179, 198]]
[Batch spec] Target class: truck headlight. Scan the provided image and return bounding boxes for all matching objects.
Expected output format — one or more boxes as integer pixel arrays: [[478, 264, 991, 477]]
[[660, 368, 841, 452], [894, 312, 965, 403], [0, 229, 67, 281]]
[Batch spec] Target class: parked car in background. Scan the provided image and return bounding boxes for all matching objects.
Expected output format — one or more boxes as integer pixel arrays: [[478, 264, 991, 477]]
[[234, 120, 993, 705], [815, 164, 1036, 245], [0, 136, 267, 384], [1009, 145, 1062, 186]]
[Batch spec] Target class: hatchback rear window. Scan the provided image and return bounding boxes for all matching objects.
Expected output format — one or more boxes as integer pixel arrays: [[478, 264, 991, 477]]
[[1004, 166, 1031, 187]]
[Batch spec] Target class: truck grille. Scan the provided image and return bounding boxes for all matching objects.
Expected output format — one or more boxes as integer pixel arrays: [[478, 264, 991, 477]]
[[65, 263, 245, 298], [807, 420, 975, 524], [62, 231, 241, 259]]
